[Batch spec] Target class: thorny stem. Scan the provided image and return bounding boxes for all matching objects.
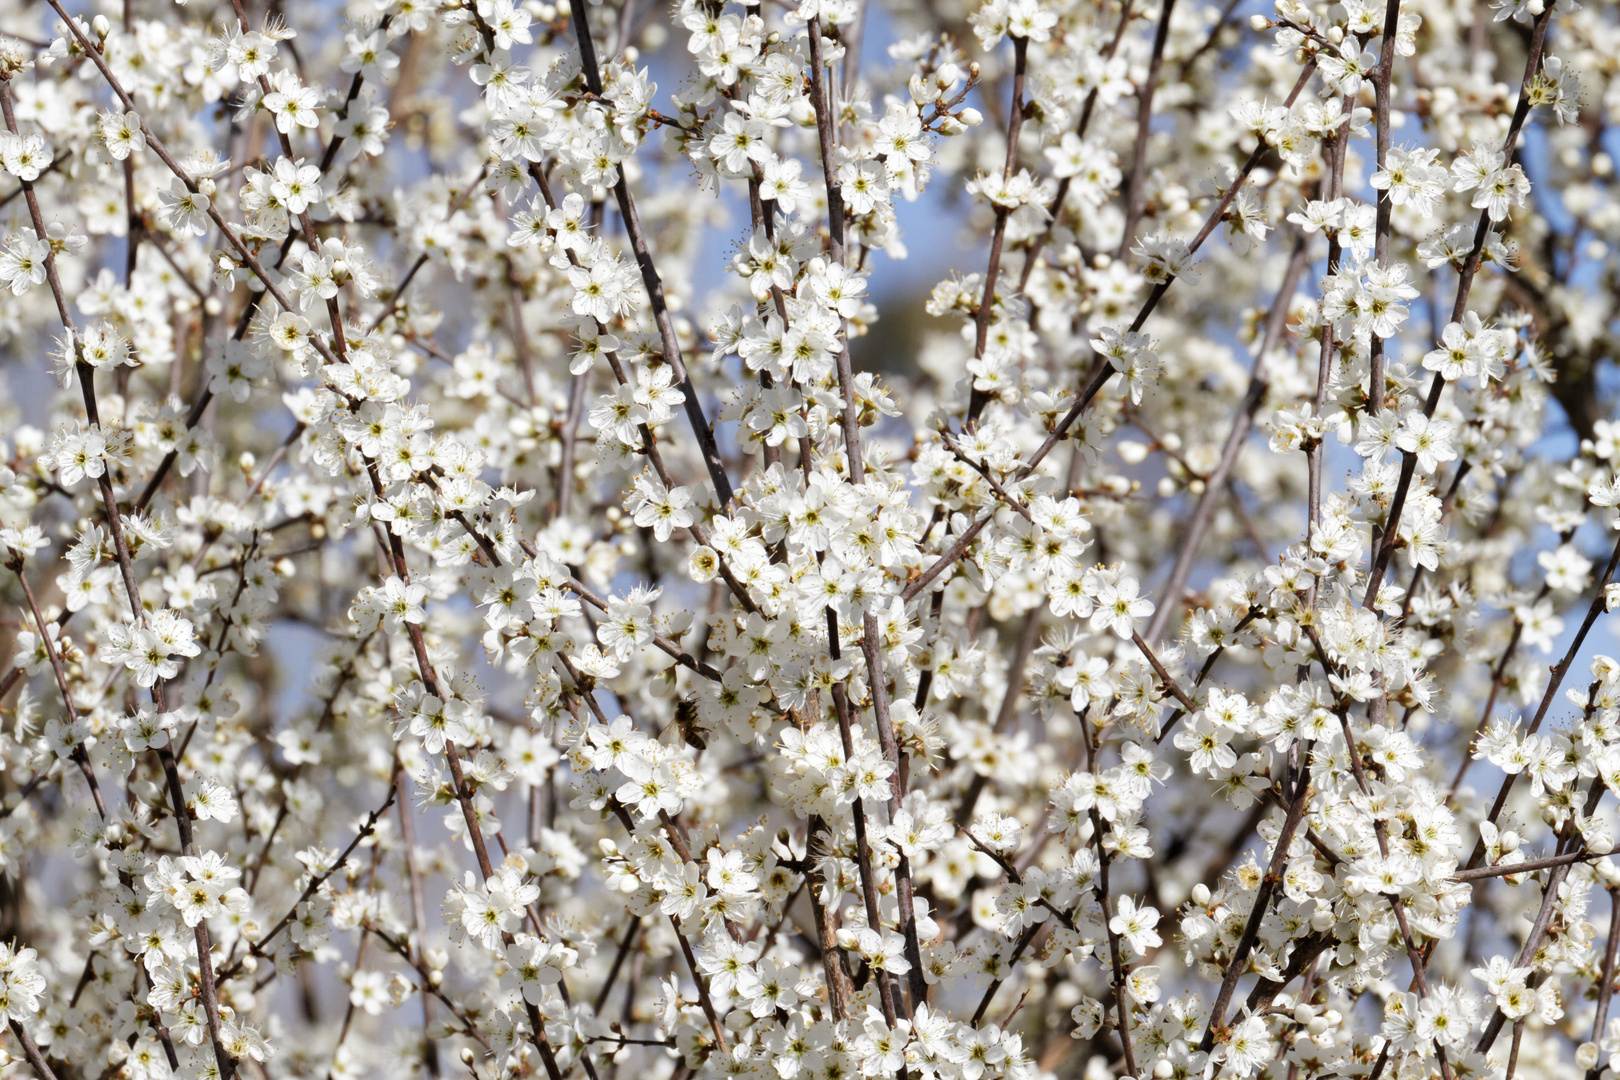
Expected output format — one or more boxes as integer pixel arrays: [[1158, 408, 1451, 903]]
[[954, 609, 1043, 829], [395, 768, 441, 1077], [8, 1018, 59, 1080], [1093, 809, 1137, 1075], [806, 8, 923, 1020], [4, 555, 107, 820], [1360, 5, 1553, 607], [156, 741, 237, 1079], [227, 789, 398, 979], [366, 926, 496, 1055], [1118, 0, 1179, 258], [1131, 632, 1197, 712], [965, 35, 1028, 423], [1153, 609, 1259, 743], [1143, 234, 1309, 642], [1305, 92, 1354, 555], [1591, 888, 1620, 1080], [0, 60, 243, 1080], [1467, 530, 1620, 870], [1446, 562, 1563, 796], [1363, 0, 1403, 419], [1198, 753, 1313, 1048], [826, 609, 905, 1026], [902, 60, 1318, 604], [570, 0, 736, 508], [1017, 0, 1135, 293], [1337, 713, 1455, 1080]]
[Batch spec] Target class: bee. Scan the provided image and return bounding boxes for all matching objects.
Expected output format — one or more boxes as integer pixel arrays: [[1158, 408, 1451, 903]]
[[673, 696, 706, 751]]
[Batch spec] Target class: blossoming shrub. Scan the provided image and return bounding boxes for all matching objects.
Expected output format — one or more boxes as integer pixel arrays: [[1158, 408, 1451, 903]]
[[0, 0, 1615, 1078]]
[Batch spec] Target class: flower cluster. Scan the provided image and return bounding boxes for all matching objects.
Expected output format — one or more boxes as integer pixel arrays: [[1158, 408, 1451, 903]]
[[0, 0, 1614, 1079]]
